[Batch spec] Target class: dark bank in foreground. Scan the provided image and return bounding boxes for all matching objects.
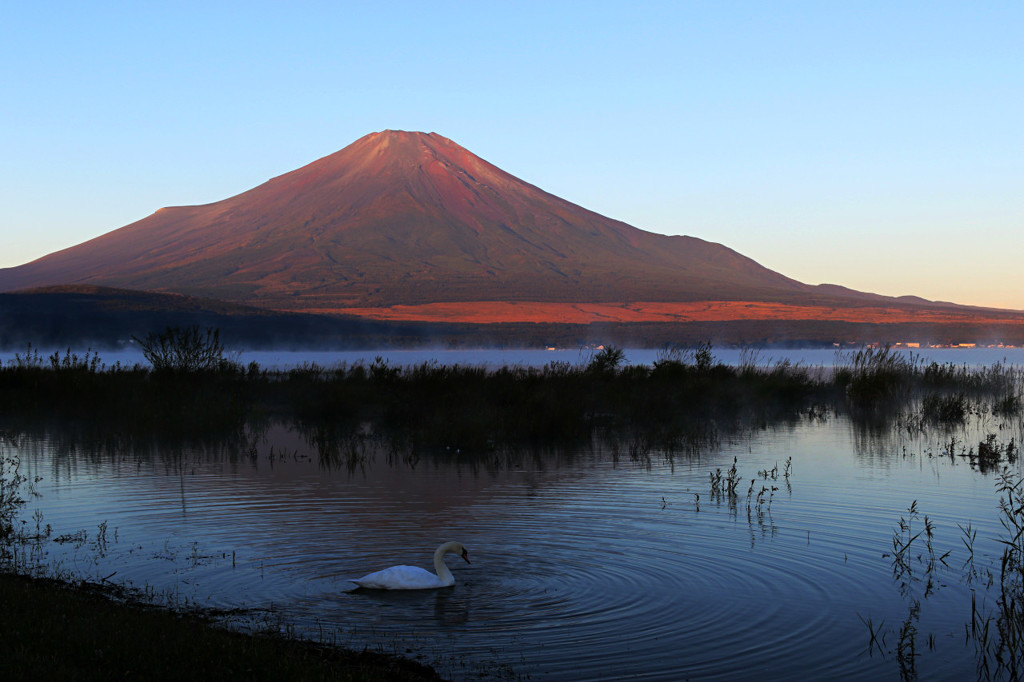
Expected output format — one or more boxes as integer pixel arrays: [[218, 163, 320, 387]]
[[0, 572, 444, 681]]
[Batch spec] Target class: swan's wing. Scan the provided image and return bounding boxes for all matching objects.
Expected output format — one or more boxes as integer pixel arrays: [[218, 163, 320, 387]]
[[350, 565, 448, 590]]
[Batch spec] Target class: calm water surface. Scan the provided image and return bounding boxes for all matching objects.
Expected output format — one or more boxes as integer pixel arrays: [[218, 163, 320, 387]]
[[6, 414, 1024, 681]]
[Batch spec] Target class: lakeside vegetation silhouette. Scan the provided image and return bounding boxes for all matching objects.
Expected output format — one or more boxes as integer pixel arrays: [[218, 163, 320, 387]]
[[2, 329, 1021, 454]]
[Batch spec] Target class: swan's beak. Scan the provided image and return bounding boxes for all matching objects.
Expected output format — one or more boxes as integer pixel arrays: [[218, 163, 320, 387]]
[[461, 549, 471, 564]]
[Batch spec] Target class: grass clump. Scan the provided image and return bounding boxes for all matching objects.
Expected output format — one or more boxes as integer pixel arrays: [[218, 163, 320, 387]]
[[834, 345, 916, 410]]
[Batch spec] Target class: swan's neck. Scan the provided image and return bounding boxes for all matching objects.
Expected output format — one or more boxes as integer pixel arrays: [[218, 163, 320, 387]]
[[433, 542, 458, 586]]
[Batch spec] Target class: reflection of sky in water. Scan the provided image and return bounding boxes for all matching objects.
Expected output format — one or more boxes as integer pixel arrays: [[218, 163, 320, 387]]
[[5, 415, 1023, 681], [3, 347, 1024, 371]]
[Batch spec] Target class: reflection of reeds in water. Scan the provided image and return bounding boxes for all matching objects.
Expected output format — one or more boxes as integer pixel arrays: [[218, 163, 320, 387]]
[[1, 342, 1021, 460], [859, 471, 1024, 681], [890, 501, 949, 586], [704, 456, 783, 535], [836, 345, 1024, 427], [972, 470, 1024, 679]]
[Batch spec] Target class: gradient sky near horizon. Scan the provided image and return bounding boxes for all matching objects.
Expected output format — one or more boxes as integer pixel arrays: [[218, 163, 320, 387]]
[[2, 2, 1022, 309]]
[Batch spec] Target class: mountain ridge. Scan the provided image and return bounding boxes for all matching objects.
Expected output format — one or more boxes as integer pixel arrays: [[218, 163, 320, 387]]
[[0, 131, 815, 308]]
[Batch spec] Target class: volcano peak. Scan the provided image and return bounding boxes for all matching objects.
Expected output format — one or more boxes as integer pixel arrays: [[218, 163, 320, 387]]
[[0, 131, 826, 312]]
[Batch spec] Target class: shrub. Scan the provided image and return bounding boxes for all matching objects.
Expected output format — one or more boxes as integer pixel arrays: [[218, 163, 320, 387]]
[[132, 326, 234, 373], [587, 346, 626, 374]]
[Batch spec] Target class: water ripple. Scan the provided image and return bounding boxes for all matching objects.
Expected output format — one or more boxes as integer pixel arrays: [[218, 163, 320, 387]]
[[7, 423, 1007, 681]]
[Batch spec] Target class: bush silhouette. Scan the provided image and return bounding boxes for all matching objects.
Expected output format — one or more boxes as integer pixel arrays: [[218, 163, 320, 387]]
[[132, 326, 233, 372]]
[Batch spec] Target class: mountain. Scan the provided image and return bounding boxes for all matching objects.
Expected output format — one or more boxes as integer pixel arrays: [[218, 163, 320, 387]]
[[0, 131, 829, 310], [0, 130, 1020, 336]]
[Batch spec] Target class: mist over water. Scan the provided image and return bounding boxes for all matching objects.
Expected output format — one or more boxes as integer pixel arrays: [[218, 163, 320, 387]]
[[4, 346, 1024, 371]]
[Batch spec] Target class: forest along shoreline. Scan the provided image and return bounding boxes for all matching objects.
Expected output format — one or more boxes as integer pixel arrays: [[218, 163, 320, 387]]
[[2, 328, 1023, 680]]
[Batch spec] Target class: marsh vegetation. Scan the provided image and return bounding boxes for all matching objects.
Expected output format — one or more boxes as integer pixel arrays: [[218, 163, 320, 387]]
[[2, 338, 1019, 452]]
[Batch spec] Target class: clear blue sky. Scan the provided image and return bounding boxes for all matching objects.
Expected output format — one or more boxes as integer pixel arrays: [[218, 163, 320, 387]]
[[3, 2, 1022, 309]]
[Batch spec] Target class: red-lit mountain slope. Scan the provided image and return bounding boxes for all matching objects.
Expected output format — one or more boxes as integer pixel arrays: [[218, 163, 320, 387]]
[[0, 130, 1014, 325]]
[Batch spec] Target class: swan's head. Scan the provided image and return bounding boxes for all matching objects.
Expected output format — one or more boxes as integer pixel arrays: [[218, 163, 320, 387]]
[[443, 541, 471, 564]]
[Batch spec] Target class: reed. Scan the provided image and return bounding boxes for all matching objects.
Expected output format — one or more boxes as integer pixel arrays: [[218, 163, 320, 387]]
[[961, 469, 1024, 678], [889, 500, 949, 583], [897, 601, 920, 680], [891, 500, 923, 578], [835, 345, 917, 410], [0, 452, 27, 562], [858, 613, 886, 654], [709, 457, 741, 499]]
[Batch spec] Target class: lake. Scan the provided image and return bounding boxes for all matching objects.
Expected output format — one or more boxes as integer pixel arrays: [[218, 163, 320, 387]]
[[5, 406, 1023, 681]]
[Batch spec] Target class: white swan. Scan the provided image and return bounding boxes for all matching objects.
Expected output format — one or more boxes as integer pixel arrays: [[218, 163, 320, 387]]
[[349, 541, 471, 590]]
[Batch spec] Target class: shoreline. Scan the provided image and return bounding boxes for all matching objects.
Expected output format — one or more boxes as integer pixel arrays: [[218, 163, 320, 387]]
[[0, 571, 446, 681]]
